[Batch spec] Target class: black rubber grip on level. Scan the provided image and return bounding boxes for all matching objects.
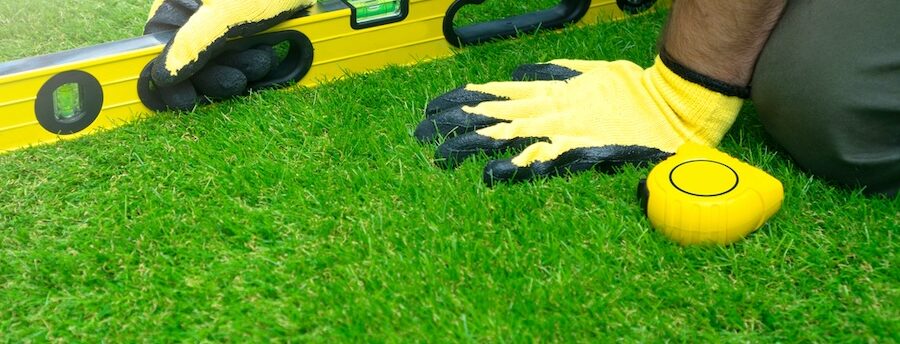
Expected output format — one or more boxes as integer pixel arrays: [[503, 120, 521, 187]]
[[443, 0, 592, 47]]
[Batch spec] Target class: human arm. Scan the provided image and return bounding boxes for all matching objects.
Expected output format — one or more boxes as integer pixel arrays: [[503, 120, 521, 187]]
[[663, 0, 786, 87], [415, 0, 788, 184]]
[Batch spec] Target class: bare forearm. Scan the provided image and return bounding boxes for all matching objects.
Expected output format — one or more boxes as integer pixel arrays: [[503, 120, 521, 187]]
[[662, 0, 787, 86]]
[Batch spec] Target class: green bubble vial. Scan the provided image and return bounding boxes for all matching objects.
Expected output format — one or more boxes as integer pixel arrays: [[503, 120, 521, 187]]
[[346, 0, 402, 23]]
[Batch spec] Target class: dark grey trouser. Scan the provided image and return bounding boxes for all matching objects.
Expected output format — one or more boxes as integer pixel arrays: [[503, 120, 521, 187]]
[[752, 0, 900, 196]]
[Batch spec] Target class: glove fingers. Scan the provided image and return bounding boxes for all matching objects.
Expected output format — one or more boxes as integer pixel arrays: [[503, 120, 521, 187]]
[[425, 79, 565, 116], [153, 49, 274, 110], [154, 65, 248, 110], [466, 80, 566, 101], [425, 87, 507, 116], [191, 64, 248, 99], [151, 7, 233, 86], [483, 143, 673, 186], [214, 47, 277, 83], [148, 0, 166, 18], [191, 46, 278, 101], [545, 59, 613, 72], [508, 139, 577, 168], [512, 60, 612, 81], [476, 114, 581, 143], [414, 106, 508, 142], [512, 63, 582, 81], [510, 136, 669, 167], [434, 132, 546, 169], [156, 80, 199, 111], [465, 97, 558, 121], [419, 97, 559, 142], [144, 0, 201, 34], [151, 2, 306, 86]]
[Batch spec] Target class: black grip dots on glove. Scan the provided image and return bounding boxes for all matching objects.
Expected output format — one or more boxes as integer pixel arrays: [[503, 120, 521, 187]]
[[143, 0, 313, 110]]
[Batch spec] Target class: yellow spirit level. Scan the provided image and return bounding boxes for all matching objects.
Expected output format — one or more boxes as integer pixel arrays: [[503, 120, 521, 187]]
[[0, 0, 667, 153], [638, 143, 784, 246]]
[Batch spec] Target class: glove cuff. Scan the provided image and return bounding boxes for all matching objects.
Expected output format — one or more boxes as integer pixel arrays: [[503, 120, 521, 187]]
[[648, 55, 744, 148], [659, 48, 751, 99]]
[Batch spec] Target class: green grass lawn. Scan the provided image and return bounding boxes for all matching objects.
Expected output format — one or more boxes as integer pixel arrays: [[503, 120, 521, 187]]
[[1, 1, 898, 342]]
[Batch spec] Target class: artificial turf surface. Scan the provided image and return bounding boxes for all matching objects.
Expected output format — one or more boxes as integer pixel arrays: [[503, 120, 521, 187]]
[[1, 0, 898, 342]]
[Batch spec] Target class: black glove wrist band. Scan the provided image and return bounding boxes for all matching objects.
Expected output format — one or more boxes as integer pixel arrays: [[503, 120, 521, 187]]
[[659, 48, 752, 99]]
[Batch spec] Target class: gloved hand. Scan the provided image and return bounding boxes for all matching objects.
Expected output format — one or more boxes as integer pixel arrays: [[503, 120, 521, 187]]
[[415, 53, 747, 185], [144, 0, 314, 110]]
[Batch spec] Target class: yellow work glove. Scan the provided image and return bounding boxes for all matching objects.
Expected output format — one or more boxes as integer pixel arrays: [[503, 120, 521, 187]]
[[143, 0, 313, 109], [415, 53, 747, 185]]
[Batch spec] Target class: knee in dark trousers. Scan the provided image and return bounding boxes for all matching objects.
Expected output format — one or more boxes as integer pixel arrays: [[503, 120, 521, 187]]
[[751, 0, 900, 196]]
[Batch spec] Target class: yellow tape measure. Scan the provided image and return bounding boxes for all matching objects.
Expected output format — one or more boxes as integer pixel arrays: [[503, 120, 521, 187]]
[[638, 143, 784, 245]]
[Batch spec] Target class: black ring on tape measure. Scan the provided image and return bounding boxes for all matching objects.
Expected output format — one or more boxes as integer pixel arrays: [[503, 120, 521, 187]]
[[35, 70, 103, 135], [668, 159, 739, 197]]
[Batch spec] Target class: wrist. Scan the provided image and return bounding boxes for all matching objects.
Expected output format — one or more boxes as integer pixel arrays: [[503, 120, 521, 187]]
[[648, 56, 744, 147], [659, 48, 751, 99]]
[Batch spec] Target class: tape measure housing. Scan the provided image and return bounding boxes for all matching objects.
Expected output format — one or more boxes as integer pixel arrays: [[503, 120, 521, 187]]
[[640, 143, 784, 245]]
